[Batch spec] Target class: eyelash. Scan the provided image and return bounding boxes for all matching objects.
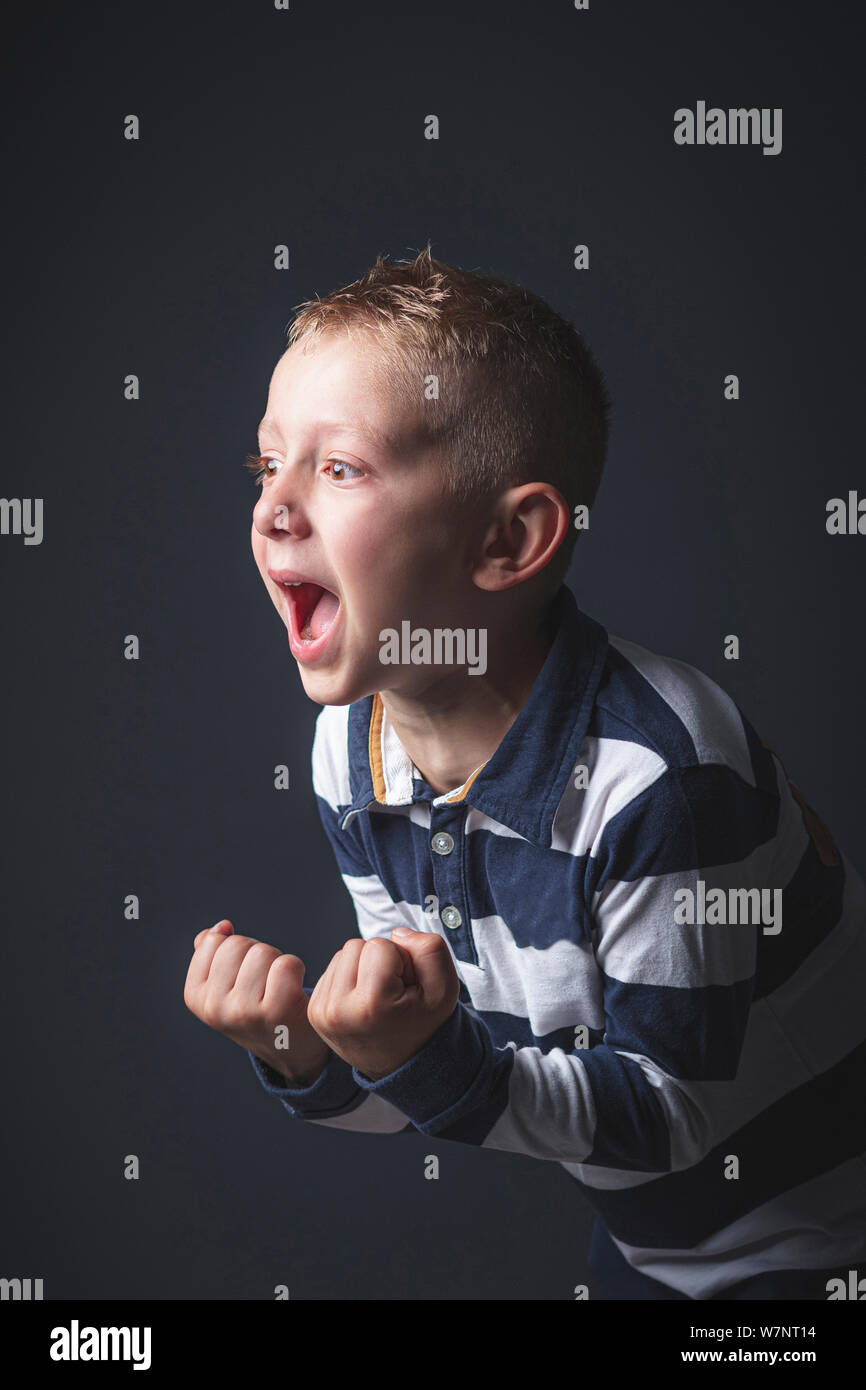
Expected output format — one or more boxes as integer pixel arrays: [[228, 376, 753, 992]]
[[243, 453, 363, 485]]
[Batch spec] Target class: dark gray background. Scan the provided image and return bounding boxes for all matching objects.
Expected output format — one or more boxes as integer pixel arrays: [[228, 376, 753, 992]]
[[1, 0, 862, 1299]]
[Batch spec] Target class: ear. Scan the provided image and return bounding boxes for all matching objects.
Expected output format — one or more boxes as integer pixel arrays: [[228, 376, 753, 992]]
[[472, 483, 570, 592]]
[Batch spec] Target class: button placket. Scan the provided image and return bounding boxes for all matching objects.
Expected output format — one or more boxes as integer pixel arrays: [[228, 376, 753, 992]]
[[428, 805, 476, 965]]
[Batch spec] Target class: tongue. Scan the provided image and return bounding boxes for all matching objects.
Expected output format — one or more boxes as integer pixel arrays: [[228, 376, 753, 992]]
[[307, 587, 340, 640]]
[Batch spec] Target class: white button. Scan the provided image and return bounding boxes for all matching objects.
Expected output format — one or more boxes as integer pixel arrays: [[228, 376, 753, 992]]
[[441, 905, 462, 929], [432, 832, 454, 855]]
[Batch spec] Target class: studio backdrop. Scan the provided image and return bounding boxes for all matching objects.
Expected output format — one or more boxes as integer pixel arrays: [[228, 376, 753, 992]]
[[1, 0, 862, 1300]]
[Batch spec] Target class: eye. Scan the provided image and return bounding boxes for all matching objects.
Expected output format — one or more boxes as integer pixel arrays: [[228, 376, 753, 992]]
[[325, 457, 364, 483], [244, 452, 280, 484]]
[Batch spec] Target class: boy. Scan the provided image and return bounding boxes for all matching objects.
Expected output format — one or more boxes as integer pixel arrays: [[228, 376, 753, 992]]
[[184, 249, 866, 1300]]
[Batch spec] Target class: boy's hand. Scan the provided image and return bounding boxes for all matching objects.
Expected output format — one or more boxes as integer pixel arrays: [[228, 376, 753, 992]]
[[306, 927, 461, 1081], [184, 921, 330, 1087]]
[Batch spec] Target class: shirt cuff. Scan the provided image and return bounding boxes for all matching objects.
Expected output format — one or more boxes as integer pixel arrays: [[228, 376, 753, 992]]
[[247, 1047, 365, 1118], [246, 985, 363, 1119], [350, 1002, 493, 1131]]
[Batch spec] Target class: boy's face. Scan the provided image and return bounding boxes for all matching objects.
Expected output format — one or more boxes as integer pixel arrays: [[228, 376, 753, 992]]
[[250, 332, 482, 706]]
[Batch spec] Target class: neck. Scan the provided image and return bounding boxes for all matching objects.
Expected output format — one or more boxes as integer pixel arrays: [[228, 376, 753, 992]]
[[379, 597, 558, 797]]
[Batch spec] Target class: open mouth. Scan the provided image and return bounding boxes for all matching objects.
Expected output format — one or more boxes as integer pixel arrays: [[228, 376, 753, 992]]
[[279, 580, 342, 655]]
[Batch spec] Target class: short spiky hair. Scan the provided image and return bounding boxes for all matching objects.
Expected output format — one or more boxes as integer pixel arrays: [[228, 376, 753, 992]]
[[284, 246, 613, 587]]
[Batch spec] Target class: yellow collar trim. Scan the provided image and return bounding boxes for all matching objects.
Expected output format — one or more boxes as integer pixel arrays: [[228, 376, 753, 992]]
[[369, 692, 387, 803], [444, 762, 487, 803], [369, 692, 487, 805]]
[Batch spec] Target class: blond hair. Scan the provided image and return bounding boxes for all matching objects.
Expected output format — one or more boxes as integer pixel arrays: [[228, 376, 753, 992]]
[[284, 246, 612, 585]]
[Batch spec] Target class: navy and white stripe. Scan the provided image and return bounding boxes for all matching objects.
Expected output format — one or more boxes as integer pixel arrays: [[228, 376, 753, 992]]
[[249, 583, 866, 1298]]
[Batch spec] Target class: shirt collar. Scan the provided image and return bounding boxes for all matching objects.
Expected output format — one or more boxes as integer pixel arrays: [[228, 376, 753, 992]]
[[341, 584, 609, 848]]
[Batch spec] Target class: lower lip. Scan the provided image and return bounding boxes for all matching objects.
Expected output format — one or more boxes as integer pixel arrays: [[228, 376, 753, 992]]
[[281, 586, 342, 663]]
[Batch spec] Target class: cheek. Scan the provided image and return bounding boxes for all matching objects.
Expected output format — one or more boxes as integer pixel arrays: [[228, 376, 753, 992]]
[[335, 525, 383, 588], [343, 499, 432, 577], [250, 523, 267, 576], [250, 525, 283, 611]]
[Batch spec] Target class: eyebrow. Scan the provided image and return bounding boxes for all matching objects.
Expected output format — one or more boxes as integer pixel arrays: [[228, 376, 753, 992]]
[[257, 416, 398, 454]]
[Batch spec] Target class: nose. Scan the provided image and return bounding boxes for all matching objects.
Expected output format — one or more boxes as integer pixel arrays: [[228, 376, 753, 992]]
[[251, 467, 311, 541]]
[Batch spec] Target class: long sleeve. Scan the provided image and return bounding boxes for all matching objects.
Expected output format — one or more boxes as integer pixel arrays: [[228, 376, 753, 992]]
[[247, 706, 415, 1134], [239, 601, 866, 1291], [247, 986, 414, 1133], [346, 757, 783, 1170]]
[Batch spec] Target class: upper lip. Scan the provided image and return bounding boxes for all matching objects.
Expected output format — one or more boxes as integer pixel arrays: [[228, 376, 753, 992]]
[[267, 567, 337, 594]]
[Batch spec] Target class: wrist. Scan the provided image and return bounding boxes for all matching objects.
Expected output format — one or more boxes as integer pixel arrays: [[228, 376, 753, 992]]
[[262, 1053, 329, 1088]]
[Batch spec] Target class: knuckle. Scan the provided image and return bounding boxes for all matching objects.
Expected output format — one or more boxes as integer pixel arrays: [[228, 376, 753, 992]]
[[199, 996, 221, 1029], [321, 1003, 342, 1032], [270, 957, 302, 996], [247, 941, 277, 964], [216, 934, 247, 956]]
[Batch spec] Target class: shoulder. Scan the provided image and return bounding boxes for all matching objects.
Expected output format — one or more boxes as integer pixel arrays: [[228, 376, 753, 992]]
[[551, 631, 779, 858], [593, 632, 763, 787]]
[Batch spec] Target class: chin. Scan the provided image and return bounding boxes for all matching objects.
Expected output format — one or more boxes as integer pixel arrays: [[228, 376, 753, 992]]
[[297, 663, 378, 709]]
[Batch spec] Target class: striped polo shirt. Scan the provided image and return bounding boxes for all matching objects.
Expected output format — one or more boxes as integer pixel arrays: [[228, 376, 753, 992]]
[[248, 582, 866, 1299]]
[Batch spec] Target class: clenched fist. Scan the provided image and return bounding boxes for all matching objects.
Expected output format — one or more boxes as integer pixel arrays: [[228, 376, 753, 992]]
[[307, 926, 461, 1081], [184, 921, 330, 1087]]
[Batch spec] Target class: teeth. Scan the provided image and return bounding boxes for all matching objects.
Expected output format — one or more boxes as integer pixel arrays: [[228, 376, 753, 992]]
[[281, 581, 303, 586]]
